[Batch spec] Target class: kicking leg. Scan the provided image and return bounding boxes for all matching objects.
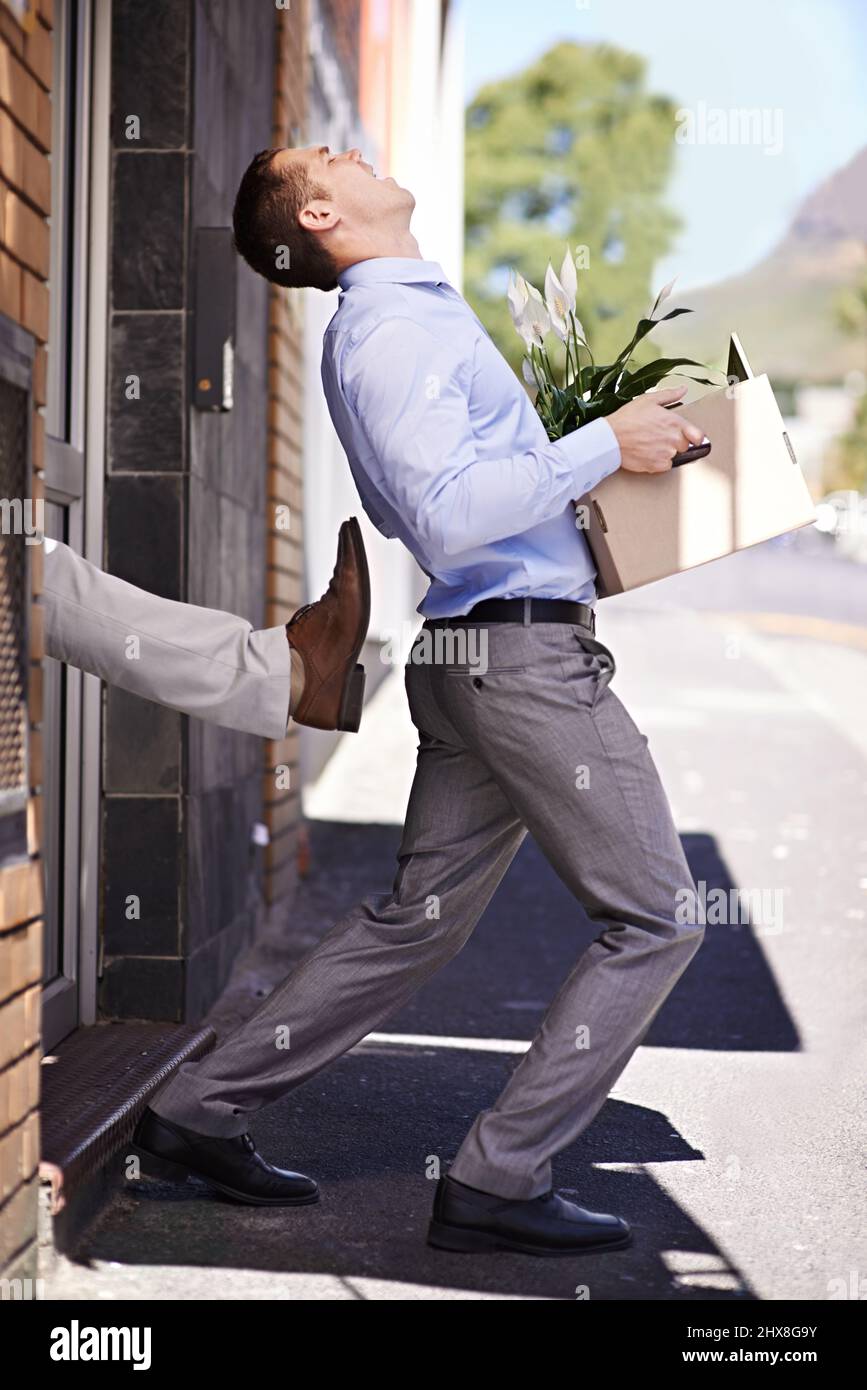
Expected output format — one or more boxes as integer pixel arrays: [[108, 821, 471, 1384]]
[[43, 517, 369, 736]]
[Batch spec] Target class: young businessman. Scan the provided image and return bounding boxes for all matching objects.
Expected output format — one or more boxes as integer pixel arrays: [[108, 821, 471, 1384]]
[[135, 145, 707, 1258]]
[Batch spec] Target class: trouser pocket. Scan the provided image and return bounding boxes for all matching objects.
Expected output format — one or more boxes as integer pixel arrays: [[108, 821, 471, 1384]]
[[575, 633, 616, 705]]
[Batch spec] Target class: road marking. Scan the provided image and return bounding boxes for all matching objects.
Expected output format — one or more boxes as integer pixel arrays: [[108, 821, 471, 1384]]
[[705, 610, 867, 651], [734, 627, 867, 762], [360, 1031, 530, 1054]]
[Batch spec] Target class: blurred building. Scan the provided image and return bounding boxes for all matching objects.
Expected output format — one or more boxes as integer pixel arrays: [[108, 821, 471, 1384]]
[[301, 0, 463, 782], [0, 0, 461, 1288], [784, 384, 859, 497]]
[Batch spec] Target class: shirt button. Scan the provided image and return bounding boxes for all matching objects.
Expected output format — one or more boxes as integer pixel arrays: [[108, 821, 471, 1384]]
[[473, 677, 483, 690]]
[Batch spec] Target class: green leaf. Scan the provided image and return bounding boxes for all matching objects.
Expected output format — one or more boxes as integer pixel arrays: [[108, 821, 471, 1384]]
[[618, 357, 720, 395]]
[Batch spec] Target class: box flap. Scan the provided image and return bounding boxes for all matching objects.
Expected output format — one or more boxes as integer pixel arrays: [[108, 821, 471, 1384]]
[[727, 333, 754, 383]]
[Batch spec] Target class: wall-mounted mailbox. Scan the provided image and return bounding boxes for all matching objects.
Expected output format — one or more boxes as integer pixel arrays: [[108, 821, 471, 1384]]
[[193, 228, 236, 412]]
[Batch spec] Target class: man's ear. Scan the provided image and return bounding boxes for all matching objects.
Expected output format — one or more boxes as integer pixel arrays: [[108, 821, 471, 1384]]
[[298, 199, 340, 234]]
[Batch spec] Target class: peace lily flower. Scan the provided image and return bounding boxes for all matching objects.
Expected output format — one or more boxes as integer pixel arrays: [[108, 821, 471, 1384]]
[[508, 269, 541, 347], [506, 269, 529, 323], [544, 263, 571, 341], [511, 277, 551, 348], [559, 245, 578, 305], [505, 247, 716, 440], [544, 248, 584, 342], [649, 275, 678, 321]]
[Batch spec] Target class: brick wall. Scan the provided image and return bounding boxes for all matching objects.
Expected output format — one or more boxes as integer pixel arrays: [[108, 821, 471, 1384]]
[[319, 0, 359, 103], [0, 0, 52, 1288], [263, 0, 308, 904]]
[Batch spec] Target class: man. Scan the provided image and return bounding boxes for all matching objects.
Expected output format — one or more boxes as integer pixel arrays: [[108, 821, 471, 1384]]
[[44, 519, 370, 738], [134, 145, 707, 1258]]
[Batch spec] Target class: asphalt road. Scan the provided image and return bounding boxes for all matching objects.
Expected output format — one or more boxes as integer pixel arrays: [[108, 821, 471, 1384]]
[[51, 541, 867, 1301]]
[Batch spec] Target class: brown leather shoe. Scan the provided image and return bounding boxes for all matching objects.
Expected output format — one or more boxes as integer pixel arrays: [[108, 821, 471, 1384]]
[[286, 517, 370, 732]]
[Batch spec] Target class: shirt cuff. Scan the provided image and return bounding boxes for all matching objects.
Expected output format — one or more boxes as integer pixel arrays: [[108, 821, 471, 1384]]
[[555, 415, 622, 498]]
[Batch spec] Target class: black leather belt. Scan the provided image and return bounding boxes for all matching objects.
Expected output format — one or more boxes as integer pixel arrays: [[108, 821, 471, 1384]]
[[428, 598, 596, 633]]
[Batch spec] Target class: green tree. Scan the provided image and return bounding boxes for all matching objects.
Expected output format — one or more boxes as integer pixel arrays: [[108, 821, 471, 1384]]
[[465, 41, 682, 374]]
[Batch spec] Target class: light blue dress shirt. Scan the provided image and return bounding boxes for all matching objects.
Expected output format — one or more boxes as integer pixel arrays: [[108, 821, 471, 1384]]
[[320, 257, 622, 618]]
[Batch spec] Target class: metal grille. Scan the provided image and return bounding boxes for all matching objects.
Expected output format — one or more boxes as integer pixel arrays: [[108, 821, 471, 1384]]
[[0, 376, 28, 802]]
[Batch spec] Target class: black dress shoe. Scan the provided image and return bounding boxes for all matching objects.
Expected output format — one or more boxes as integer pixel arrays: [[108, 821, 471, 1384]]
[[427, 1174, 631, 1256], [131, 1107, 319, 1207]]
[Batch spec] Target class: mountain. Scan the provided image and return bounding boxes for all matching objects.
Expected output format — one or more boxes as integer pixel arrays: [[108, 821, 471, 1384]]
[[656, 147, 867, 385]]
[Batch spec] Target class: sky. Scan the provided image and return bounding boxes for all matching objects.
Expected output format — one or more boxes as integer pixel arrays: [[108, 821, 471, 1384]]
[[461, 0, 867, 291]]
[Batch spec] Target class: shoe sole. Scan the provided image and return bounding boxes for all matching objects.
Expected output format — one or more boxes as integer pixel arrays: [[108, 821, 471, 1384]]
[[295, 518, 370, 734], [426, 1218, 632, 1257], [337, 663, 366, 733], [336, 518, 371, 733], [130, 1143, 320, 1208]]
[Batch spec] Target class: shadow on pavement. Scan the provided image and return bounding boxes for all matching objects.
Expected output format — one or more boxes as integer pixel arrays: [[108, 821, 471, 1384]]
[[299, 822, 799, 1053], [81, 1050, 755, 1299], [68, 818, 775, 1298]]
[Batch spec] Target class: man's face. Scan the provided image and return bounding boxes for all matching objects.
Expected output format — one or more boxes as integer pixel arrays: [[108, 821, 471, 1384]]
[[274, 145, 415, 235]]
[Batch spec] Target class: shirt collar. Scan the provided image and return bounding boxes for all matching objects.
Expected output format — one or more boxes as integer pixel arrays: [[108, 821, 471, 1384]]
[[337, 257, 449, 292]]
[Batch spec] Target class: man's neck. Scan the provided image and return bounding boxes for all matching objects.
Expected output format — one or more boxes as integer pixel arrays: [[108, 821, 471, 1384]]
[[339, 230, 422, 272]]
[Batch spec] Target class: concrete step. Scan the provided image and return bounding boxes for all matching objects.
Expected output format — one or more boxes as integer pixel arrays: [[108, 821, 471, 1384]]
[[38, 1020, 215, 1259]]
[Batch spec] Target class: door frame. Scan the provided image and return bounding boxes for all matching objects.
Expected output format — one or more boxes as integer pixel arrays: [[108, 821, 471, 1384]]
[[78, 0, 112, 1029], [41, 0, 111, 1046]]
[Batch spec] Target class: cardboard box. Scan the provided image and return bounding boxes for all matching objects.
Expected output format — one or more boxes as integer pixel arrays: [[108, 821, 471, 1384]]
[[576, 336, 817, 597]]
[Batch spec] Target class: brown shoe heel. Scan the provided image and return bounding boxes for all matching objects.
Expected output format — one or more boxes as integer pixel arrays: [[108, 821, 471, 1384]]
[[338, 664, 366, 733], [285, 517, 371, 733]]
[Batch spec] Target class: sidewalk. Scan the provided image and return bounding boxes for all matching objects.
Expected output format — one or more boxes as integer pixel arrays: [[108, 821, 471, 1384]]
[[48, 585, 867, 1300]]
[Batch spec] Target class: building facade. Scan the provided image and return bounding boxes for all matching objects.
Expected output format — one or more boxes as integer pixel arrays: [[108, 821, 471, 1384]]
[[0, 0, 52, 1291], [0, 0, 461, 1288]]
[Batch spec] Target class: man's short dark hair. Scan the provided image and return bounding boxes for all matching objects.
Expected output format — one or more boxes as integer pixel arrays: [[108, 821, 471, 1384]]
[[232, 148, 339, 292]]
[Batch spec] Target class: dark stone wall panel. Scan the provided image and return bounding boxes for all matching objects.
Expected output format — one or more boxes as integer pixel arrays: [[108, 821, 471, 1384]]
[[111, 153, 187, 311], [111, 0, 191, 149], [106, 474, 182, 601], [102, 798, 181, 957], [105, 688, 181, 795], [100, 958, 185, 1023], [108, 313, 185, 473]]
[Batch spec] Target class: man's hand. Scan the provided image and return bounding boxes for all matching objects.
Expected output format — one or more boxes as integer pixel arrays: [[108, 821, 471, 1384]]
[[607, 385, 705, 474]]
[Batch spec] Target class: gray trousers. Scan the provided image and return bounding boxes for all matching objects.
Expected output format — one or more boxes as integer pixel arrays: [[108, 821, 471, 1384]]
[[151, 617, 704, 1201], [43, 539, 292, 739]]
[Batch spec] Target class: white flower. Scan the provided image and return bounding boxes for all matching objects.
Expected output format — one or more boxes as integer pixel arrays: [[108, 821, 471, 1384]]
[[559, 246, 578, 306], [649, 275, 678, 320], [507, 270, 529, 325], [508, 272, 547, 347], [521, 356, 537, 387], [545, 262, 573, 341], [544, 249, 588, 345], [523, 282, 551, 346], [506, 269, 554, 348], [511, 278, 550, 348]]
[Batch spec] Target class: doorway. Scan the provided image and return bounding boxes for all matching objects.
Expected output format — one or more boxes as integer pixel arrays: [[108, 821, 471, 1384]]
[[42, 0, 110, 1048]]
